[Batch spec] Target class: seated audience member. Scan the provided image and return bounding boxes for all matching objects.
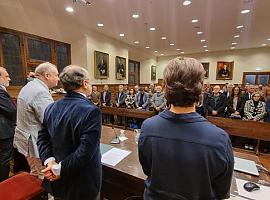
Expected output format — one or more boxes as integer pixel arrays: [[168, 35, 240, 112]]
[[243, 92, 266, 122], [226, 86, 244, 118], [135, 88, 149, 110], [115, 85, 127, 108], [206, 85, 227, 117], [37, 65, 101, 200], [243, 84, 255, 102], [223, 83, 234, 99], [243, 84, 250, 94], [138, 57, 234, 200], [266, 87, 270, 123], [264, 86, 270, 103], [90, 85, 101, 106], [151, 85, 167, 112], [125, 88, 136, 108]]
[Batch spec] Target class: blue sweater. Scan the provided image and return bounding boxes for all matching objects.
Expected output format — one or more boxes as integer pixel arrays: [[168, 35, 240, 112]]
[[139, 109, 234, 200]]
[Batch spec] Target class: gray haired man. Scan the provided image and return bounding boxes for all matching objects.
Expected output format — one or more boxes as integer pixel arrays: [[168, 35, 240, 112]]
[[14, 62, 59, 178]]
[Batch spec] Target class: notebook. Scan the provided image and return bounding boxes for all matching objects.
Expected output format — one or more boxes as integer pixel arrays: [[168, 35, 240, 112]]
[[234, 157, 259, 176]]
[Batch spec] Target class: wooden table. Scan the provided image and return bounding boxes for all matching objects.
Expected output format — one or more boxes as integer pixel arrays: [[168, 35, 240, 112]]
[[100, 126, 270, 200]]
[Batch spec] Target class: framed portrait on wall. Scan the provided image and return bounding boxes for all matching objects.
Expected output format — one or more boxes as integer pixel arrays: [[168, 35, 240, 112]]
[[115, 56, 126, 80], [94, 50, 109, 79], [216, 61, 234, 80], [201, 62, 209, 79], [151, 65, 156, 81]]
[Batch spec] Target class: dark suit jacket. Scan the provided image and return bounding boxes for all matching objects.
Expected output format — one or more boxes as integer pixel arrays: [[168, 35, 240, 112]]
[[243, 92, 252, 102], [206, 93, 227, 117], [0, 88, 16, 139], [101, 91, 111, 106], [266, 98, 270, 122], [37, 92, 101, 200], [115, 92, 127, 108]]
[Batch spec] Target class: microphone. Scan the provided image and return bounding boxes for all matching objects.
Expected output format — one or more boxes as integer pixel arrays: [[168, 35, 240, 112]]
[[110, 126, 120, 144]]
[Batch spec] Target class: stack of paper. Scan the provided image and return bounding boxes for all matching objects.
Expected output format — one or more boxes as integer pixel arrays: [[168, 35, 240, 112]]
[[101, 147, 131, 166]]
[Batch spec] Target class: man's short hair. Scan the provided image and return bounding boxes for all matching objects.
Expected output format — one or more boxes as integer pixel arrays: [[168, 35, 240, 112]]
[[163, 57, 205, 107], [60, 65, 89, 92], [35, 62, 57, 76]]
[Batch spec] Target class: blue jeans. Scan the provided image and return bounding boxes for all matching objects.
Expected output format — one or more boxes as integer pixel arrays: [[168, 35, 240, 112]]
[[0, 137, 13, 182]]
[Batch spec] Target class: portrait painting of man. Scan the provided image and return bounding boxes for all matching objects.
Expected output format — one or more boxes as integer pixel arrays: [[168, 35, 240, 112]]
[[94, 51, 109, 79], [216, 61, 234, 80], [115, 56, 126, 80]]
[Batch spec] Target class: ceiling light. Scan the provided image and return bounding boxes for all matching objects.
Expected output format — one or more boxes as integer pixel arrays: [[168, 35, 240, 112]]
[[154, 50, 158, 53], [205, 49, 209, 52], [134, 41, 139, 44], [234, 35, 240, 38], [146, 46, 150, 49], [197, 31, 203, 35], [203, 45, 207, 48], [236, 25, 244, 29], [231, 47, 236, 49], [119, 33, 125, 37], [160, 53, 164, 56], [200, 39, 206, 42], [232, 42, 237, 45], [66, 6, 74, 13], [181, 51, 185, 54], [97, 23, 103, 27], [262, 43, 267, 46], [183, 1, 192, 6], [161, 37, 167, 40], [170, 43, 175, 46], [267, 38, 270, 41], [132, 14, 140, 18], [191, 19, 199, 23], [241, 9, 250, 14], [176, 49, 181, 51], [149, 27, 156, 31], [256, 67, 261, 71]]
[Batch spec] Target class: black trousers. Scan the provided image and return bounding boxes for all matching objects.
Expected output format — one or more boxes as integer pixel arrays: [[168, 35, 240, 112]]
[[0, 137, 13, 182]]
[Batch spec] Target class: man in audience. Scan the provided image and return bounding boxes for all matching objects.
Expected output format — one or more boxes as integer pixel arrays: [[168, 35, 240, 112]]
[[138, 57, 234, 200], [123, 84, 129, 95], [101, 84, 112, 123], [14, 62, 59, 178], [206, 85, 227, 117], [90, 85, 101, 106], [135, 87, 149, 110], [134, 84, 139, 94], [243, 84, 255, 102], [38, 65, 101, 200], [115, 85, 127, 108], [223, 83, 234, 98], [151, 85, 167, 112], [0, 67, 16, 182]]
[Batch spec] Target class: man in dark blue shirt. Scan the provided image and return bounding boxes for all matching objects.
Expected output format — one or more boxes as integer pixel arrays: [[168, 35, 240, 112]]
[[138, 57, 234, 200]]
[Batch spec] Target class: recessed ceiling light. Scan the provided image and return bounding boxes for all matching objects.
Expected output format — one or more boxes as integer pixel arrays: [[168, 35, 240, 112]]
[[262, 43, 267, 46], [231, 46, 236, 49], [161, 37, 167, 40], [154, 50, 158, 53], [232, 42, 237, 45], [191, 19, 199, 23], [205, 49, 209, 52], [146, 46, 150, 49], [197, 31, 203, 35], [236, 25, 244, 29], [119, 33, 125, 37], [203, 45, 207, 48], [241, 9, 250, 14], [170, 43, 175, 46], [176, 49, 181, 51], [181, 51, 185, 54], [183, 1, 192, 6], [160, 53, 164, 56], [132, 14, 140, 18], [134, 41, 139, 44], [234, 35, 240, 38], [149, 27, 156, 31], [267, 38, 270, 41], [200, 39, 206, 42], [97, 23, 104, 27], [66, 6, 74, 13]]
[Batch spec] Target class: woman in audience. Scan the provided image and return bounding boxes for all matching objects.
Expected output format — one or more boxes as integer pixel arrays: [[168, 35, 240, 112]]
[[226, 86, 244, 118], [125, 88, 136, 108], [265, 87, 270, 122]]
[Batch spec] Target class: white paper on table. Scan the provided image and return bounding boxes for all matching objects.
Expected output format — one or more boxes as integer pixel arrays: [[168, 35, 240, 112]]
[[101, 147, 131, 166], [235, 178, 270, 200], [229, 195, 247, 200], [118, 136, 128, 141]]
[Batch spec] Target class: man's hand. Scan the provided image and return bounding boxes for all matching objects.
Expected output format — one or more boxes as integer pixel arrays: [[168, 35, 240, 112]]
[[41, 160, 61, 182]]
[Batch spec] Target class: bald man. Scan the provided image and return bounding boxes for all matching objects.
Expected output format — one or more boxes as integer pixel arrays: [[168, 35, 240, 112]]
[[0, 67, 16, 182], [14, 62, 59, 179]]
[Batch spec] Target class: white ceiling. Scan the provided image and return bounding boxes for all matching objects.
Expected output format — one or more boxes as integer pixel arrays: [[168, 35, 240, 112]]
[[0, 0, 270, 56]]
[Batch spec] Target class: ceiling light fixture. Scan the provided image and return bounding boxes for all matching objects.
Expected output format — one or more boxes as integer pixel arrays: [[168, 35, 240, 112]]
[[256, 67, 261, 71], [241, 9, 250, 14], [203, 45, 207, 48], [66, 6, 74, 12], [149, 27, 156, 31], [132, 14, 140, 18], [119, 33, 125, 37], [97, 23, 104, 27], [146, 46, 150, 49], [170, 43, 175, 46], [236, 25, 244, 29], [134, 41, 139, 44], [200, 39, 206, 42], [154, 50, 158, 53], [231, 46, 236, 49], [183, 0, 192, 6], [161, 37, 167, 40], [234, 35, 240, 38], [267, 38, 270, 41], [160, 53, 164, 56], [232, 42, 237, 45], [176, 49, 181, 51], [191, 19, 199, 23], [205, 49, 209, 52], [197, 31, 203, 35], [181, 51, 185, 54], [262, 43, 267, 46]]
